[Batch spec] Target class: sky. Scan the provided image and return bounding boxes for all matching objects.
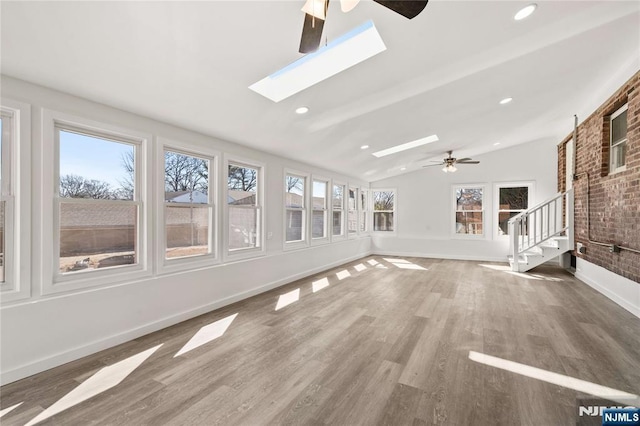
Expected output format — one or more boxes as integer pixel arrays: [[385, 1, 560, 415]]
[[59, 131, 133, 189]]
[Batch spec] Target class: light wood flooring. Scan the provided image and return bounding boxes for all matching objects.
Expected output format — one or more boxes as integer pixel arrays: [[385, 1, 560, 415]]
[[1, 256, 639, 425]]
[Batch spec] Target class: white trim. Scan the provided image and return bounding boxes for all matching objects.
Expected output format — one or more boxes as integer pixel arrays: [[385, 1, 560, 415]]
[[157, 139, 220, 275], [609, 103, 628, 174], [310, 175, 330, 245], [283, 169, 310, 250], [359, 187, 370, 235], [40, 109, 153, 296], [493, 181, 534, 240], [223, 155, 266, 262], [371, 250, 506, 263], [0, 249, 371, 385], [371, 188, 396, 234], [575, 258, 640, 319], [347, 185, 359, 238], [331, 181, 347, 241], [452, 183, 486, 239], [0, 99, 31, 303]]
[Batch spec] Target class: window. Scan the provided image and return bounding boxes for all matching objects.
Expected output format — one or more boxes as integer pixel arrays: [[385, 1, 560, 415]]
[[496, 183, 531, 236], [610, 104, 627, 173], [360, 189, 368, 233], [0, 110, 12, 286], [348, 186, 358, 235], [312, 179, 328, 240], [228, 162, 261, 252], [373, 190, 395, 232], [164, 150, 213, 260], [454, 186, 484, 236], [56, 128, 141, 274], [332, 183, 345, 238], [285, 173, 306, 243]]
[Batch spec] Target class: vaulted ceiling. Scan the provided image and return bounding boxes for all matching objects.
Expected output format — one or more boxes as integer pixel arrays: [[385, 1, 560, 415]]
[[2, 1, 639, 181]]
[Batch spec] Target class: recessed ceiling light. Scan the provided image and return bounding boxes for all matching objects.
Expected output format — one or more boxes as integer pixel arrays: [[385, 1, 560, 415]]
[[360, 145, 370, 150], [249, 21, 386, 102], [400, 167, 407, 171], [499, 97, 513, 105], [295, 106, 309, 114], [372, 134, 439, 158], [493, 142, 501, 146], [514, 4, 537, 21]]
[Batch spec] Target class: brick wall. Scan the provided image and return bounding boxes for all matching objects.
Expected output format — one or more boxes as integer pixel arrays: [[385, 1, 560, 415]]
[[558, 70, 640, 283]]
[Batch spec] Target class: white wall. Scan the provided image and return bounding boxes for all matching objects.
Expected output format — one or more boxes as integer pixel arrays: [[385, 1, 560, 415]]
[[0, 76, 371, 384], [370, 140, 558, 261]]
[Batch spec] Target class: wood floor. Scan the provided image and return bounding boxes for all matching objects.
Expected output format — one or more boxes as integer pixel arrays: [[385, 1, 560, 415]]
[[2, 256, 639, 425]]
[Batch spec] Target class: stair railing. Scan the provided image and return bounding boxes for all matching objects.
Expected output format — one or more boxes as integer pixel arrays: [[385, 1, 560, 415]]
[[508, 188, 574, 260]]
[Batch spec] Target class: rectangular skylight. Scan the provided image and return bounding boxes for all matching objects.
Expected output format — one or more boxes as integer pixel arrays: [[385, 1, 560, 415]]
[[249, 20, 386, 102], [372, 135, 439, 158]]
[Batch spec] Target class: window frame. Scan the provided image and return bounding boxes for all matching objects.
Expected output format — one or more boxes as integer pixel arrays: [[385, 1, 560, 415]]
[[372, 189, 396, 234], [359, 188, 370, 235], [0, 100, 31, 303], [224, 156, 265, 261], [157, 139, 219, 273], [494, 182, 534, 239], [331, 181, 347, 241], [609, 103, 628, 174], [452, 184, 486, 239], [283, 169, 309, 250], [41, 109, 152, 295], [347, 185, 359, 238], [311, 176, 330, 245]]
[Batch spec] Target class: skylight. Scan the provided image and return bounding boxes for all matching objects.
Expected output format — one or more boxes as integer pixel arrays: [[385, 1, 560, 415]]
[[249, 21, 386, 102], [371, 134, 439, 158]]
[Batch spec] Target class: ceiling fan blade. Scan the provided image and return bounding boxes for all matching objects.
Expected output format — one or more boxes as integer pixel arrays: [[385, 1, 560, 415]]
[[457, 161, 480, 164], [422, 163, 444, 168], [373, 0, 428, 19], [299, 12, 326, 53], [456, 158, 472, 162], [340, 0, 360, 13]]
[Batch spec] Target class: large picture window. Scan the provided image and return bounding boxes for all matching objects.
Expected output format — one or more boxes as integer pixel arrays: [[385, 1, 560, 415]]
[[454, 186, 484, 236], [373, 190, 395, 232], [228, 162, 261, 252], [332, 184, 345, 238], [496, 183, 531, 236], [57, 128, 140, 274], [610, 104, 627, 173], [285, 173, 306, 243], [164, 150, 213, 259], [0, 110, 13, 286], [360, 189, 368, 233], [312, 179, 328, 240]]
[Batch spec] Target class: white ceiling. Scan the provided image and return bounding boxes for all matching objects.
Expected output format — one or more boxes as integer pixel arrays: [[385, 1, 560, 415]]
[[2, 1, 639, 182]]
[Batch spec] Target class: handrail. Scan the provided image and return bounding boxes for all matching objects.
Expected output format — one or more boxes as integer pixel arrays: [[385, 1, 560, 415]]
[[507, 191, 565, 225], [508, 189, 574, 267]]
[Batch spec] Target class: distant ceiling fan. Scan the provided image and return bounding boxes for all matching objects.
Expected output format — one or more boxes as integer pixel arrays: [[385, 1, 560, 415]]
[[299, 0, 429, 53], [423, 151, 480, 173]]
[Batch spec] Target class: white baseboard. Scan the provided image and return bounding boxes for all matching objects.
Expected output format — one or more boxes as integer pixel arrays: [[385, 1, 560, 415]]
[[372, 250, 507, 263], [575, 258, 640, 319], [0, 252, 370, 385]]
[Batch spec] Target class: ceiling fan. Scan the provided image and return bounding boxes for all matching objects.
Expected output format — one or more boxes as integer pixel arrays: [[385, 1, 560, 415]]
[[299, 0, 429, 53], [423, 151, 480, 173]]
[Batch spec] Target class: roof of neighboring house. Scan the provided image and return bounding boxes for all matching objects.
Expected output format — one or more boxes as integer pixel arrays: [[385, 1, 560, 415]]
[[165, 190, 208, 204]]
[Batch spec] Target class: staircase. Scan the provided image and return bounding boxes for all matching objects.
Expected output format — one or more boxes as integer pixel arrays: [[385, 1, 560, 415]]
[[508, 189, 574, 272]]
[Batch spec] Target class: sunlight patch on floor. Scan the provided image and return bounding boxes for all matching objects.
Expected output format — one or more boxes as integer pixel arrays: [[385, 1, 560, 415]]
[[336, 270, 351, 280], [25, 345, 162, 426], [468, 351, 640, 406], [174, 313, 238, 357], [275, 288, 300, 311], [479, 264, 563, 281], [312, 277, 330, 293], [384, 258, 427, 270], [367, 259, 379, 266], [0, 402, 23, 418], [354, 263, 367, 272]]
